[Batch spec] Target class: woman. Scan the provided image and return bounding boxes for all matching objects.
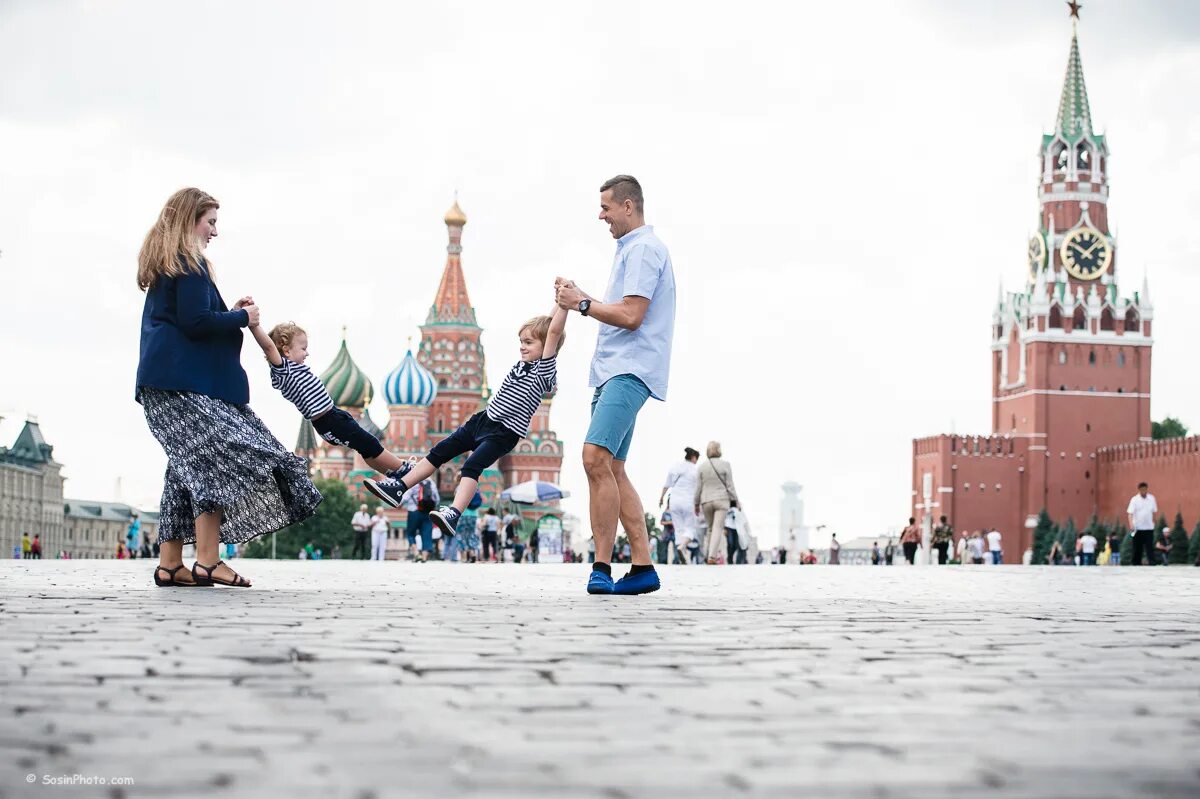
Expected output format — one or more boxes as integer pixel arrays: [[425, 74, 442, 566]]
[[695, 441, 739, 565], [136, 188, 321, 587], [900, 517, 922, 564], [370, 506, 389, 561]]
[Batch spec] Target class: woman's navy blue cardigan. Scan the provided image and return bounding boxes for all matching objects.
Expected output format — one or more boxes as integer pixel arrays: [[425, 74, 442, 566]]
[[136, 261, 250, 404]]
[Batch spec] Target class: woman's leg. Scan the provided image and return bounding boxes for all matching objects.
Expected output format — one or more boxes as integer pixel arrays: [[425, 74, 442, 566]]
[[193, 511, 247, 584], [706, 505, 729, 562]]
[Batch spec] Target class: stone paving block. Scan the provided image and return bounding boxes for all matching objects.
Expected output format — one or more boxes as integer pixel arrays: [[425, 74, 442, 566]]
[[1, 561, 1198, 798]]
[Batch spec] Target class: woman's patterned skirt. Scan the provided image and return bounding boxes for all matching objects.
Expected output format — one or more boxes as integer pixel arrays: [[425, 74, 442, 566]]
[[141, 388, 322, 544]]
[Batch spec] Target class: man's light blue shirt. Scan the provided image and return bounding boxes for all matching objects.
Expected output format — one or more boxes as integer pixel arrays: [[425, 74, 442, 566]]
[[588, 224, 676, 401]]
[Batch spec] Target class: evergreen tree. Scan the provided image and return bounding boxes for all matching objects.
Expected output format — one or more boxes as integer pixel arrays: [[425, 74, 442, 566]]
[[244, 478, 353, 559], [1191, 521, 1200, 566], [1118, 521, 1134, 565], [1169, 513, 1190, 565], [1059, 518, 1078, 562], [1032, 509, 1055, 565]]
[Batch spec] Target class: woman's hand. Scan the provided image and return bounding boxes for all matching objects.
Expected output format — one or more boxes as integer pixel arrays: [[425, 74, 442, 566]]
[[242, 304, 261, 327]]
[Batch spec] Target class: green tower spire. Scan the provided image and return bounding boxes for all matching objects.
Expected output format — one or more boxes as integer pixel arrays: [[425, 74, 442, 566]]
[[1054, 24, 1093, 144]]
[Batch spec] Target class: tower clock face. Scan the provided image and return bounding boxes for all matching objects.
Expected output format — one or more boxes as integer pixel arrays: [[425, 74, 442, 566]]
[[1027, 231, 1047, 278], [1060, 226, 1112, 280]]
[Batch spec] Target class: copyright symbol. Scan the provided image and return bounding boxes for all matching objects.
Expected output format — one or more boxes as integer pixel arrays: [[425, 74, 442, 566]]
[[26, 774, 36, 783]]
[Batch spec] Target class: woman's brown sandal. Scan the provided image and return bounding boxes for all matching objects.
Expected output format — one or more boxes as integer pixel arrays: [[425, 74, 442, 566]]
[[192, 560, 251, 588], [154, 564, 205, 587]]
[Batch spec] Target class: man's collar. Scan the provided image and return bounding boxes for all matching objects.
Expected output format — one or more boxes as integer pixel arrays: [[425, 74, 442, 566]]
[[617, 224, 652, 248]]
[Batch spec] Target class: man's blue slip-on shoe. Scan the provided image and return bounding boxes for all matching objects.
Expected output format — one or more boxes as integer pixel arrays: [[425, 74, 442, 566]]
[[612, 569, 661, 595], [587, 571, 615, 595]]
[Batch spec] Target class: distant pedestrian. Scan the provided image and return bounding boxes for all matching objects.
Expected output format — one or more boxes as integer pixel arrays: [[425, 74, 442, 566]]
[[871, 542, 881, 565], [1107, 530, 1122, 566], [1078, 530, 1098, 566], [528, 527, 540, 564], [696, 441, 740, 565], [1126, 482, 1158, 566], [724, 506, 742, 565], [884, 538, 896, 565], [956, 532, 969, 565], [932, 516, 953, 565], [481, 509, 501, 562], [900, 518, 921, 564], [661, 447, 701, 564], [986, 528, 1003, 565], [125, 514, 140, 559], [1155, 530, 1172, 566], [30, 534, 42, 560], [829, 533, 841, 565], [351, 504, 371, 560], [20, 532, 31, 560], [370, 506, 389, 561], [968, 531, 986, 565]]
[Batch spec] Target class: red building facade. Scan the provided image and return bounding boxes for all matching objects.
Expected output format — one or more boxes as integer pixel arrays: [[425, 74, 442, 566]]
[[911, 18, 1158, 560]]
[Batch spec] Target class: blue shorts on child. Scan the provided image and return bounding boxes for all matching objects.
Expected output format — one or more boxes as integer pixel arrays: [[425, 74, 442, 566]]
[[427, 411, 520, 480]]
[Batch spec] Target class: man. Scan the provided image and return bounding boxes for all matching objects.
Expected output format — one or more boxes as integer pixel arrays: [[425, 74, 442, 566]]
[[401, 477, 439, 561], [660, 446, 700, 565], [556, 175, 676, 596], [829, 533, 841, 565], [932, 515, 954, 565], [968, 531, 986, 565], [20, 532, 31, 560], [884, 538, 896, 565], [1127, 481, 1158, 566], [30, 534, 42, 560], [986, 528, 1003, 565], [900, 518, 921, 564], [350, 503, 371, 560], [1078, 528, 1098, 566]]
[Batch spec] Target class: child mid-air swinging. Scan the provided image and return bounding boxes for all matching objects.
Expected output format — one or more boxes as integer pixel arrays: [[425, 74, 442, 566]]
[[364, 305, 566, 537], [249, 321, 414, 482]]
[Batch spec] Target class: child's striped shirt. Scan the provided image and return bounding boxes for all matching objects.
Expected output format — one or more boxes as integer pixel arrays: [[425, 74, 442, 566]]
[[269, 359, 335, 419]]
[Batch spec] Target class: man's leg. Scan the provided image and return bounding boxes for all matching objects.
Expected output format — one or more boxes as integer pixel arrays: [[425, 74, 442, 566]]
[[611, 459, 651, 564], [583, 443, 621, 566]]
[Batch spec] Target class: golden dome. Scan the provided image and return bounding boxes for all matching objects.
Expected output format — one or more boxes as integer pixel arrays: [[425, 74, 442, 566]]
[[444, 200, 467, 226]]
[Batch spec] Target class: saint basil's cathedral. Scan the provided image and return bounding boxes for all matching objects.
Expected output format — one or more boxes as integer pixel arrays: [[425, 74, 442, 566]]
[[295, 201, 565, 538], [912, 9, 1200, 559]]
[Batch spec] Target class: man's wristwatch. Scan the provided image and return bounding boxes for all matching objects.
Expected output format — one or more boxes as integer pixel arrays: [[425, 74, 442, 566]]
[[578, 299, 591, 316]]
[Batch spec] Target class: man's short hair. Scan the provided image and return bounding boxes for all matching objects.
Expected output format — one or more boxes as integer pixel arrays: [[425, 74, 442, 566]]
[[600, 175, 644, 213], [1138, 481, 1149, 489], [684, 447, 699, 460]]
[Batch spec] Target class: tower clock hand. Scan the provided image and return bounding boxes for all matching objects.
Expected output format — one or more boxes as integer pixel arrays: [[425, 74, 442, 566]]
[[1081, 240, 1105, 259]]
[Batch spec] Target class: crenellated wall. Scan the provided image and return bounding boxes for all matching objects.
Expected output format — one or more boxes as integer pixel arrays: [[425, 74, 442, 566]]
[[1096, 436, 1200, 525]]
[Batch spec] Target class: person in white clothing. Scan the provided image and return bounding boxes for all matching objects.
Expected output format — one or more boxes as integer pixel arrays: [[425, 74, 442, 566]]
[[985, 529, 1003, 565], [1126, 481, 1158, 566], [370, 506, 389, 561], [350, 504, 372, 561], [1078, 531, 1098, 566], [660, 447, 700, 563]]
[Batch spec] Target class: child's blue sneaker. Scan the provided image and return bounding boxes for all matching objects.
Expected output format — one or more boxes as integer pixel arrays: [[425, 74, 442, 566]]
[[586, 570, 615, 595], [613, 569, 660, 595]]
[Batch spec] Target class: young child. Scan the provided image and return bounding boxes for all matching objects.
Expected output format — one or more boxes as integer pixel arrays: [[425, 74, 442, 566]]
[[249, 321, 413, 482], [364, 305, 567, 537]]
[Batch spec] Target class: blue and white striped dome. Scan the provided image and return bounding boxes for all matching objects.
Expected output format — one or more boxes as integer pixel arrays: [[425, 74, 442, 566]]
[[384, 350, 437, 406]]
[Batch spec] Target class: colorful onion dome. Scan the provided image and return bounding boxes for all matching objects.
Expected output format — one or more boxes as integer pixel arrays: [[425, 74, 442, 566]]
[[319, 335, 374, 409], [384, 350, 437, 406], [444, 200, 467, 227], [359, 406, 385, 442]]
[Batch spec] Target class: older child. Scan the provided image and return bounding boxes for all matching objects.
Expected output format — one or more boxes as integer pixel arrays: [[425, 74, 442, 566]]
[[249, 321, 413, 481], [364, 306, 566, 537]]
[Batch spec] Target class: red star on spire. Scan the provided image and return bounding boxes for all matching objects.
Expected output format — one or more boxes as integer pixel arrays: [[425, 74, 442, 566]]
[[1067, 0, 1082, 19]]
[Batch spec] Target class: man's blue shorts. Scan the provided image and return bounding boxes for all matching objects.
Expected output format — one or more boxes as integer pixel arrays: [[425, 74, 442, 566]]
[[586, 374, 651, 461]]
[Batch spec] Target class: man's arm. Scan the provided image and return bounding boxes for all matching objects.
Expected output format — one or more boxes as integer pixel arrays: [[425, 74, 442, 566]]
[[555, 278, 650, 331], [250, 325, 283, 367]]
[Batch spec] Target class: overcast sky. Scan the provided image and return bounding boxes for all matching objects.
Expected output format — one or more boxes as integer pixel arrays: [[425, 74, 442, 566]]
[[2, 0, 1198, 547]]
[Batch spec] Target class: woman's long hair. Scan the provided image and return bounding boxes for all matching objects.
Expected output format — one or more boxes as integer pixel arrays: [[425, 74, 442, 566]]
[[136, 188, 219, 291]]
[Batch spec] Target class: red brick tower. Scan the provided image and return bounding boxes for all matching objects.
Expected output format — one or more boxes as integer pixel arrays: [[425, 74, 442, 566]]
[[912, 11, 1154, 559]]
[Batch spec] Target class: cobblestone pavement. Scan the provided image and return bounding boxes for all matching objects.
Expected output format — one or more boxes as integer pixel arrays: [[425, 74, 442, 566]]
[[1, 560, 1198, 799]]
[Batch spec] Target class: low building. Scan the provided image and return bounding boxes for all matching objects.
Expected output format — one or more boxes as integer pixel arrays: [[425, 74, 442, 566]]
[[0, 418, 65, 558], [62, 500, 160, 559]]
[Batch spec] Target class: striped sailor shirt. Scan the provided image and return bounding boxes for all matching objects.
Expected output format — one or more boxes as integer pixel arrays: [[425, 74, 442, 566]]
[[485, 356, 557, 437], [269, 359, 335, 420]]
